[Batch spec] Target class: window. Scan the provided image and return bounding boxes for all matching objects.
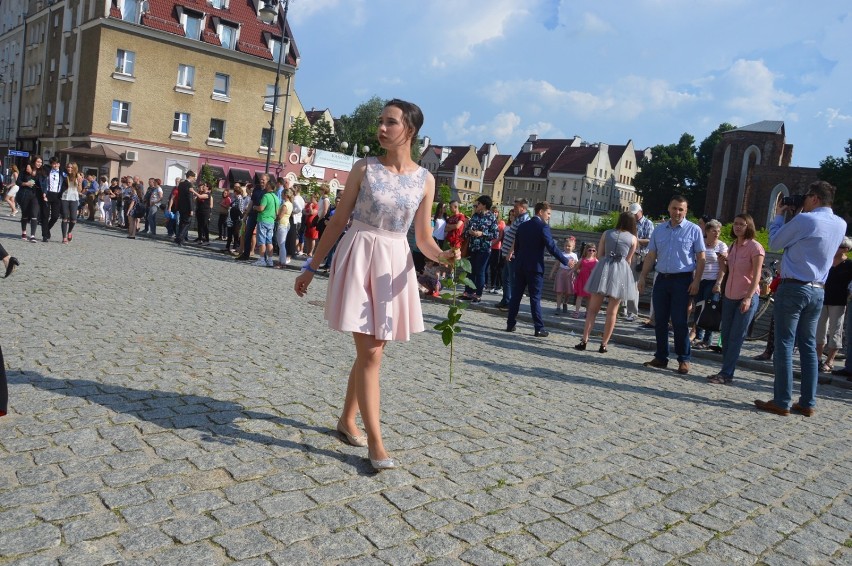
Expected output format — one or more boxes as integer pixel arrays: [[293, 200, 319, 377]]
[[260, 127, 274, 149], [219, 24, 237, 50], [210, 0, 226, 7], [213, 73, 229, 97], [122, 0, 139, 22], [177, 64, 195, 89], [270, 38, 284, 63], [184, 13, 202, 39], [208, 118, 225, 141], [111, 100, 130, 124], [173, 112, 190, 136], [115, 49, 135, 75], [264, 84, 278, 111]]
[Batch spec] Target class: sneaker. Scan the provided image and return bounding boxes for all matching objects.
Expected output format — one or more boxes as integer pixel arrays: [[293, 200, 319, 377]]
[[623, 314, 636, 322], [266, 258, 275, 267], [21, 233, 26, 240], [29, 236, 37, 243], [252, 258, 268, 266]]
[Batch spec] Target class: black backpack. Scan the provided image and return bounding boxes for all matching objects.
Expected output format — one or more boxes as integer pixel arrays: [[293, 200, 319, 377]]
[[316, 206, 334, 234]]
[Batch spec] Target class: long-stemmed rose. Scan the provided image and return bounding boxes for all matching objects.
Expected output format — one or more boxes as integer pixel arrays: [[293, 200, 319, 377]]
[[433, 257, 473, 383]]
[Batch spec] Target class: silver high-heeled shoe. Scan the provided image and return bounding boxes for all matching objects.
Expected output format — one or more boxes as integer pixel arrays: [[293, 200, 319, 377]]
[[369, 457, 397, 471], [336, 424, 368, 447]]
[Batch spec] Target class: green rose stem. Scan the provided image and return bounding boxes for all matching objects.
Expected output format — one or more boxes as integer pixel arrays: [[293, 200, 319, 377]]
[[433, 256, 473, 383]]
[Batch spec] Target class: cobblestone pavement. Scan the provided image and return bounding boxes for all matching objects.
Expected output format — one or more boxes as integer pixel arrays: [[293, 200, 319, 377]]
[[1, 218, 851, 565]]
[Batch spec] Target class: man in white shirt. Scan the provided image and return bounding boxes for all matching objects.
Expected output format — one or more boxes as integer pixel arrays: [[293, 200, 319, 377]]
[[41, 156, 67, 242]]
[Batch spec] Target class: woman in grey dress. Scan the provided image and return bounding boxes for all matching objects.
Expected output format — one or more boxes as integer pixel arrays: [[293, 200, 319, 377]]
[[575, 212, 638, 353]]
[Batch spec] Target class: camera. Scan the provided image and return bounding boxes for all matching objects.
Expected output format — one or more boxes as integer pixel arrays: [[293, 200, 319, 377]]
[[781, 194, 806, 208]]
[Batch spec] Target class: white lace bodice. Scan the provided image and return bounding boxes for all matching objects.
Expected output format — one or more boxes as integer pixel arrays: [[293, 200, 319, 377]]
[[351, 157, 428, 233]]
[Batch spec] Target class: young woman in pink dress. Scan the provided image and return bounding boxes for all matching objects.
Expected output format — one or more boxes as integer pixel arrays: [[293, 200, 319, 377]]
[[294, 100, 458, 471]]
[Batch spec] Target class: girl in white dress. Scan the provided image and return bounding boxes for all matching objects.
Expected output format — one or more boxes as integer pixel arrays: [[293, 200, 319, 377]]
[[295, 100, 458, 471]]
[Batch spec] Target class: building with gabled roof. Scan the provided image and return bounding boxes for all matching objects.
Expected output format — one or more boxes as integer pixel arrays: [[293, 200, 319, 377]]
[[12, 0, 300, 186], [505, 135, 643, 215], [482, 154, 512, 205], [418, 144, 484, 202], [705, 120, 819, 228]]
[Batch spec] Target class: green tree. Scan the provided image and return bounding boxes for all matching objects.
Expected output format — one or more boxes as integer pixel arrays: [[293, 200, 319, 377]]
[[695, 122, 736, 214], [312, 119, 338, 152], [819, 139, 852, 219], [438, 184, 452, 204], [199, 164, 217, 190], [336, 96, 386, 157], [633, 133, 699, 218], [288, 116, 313, 147]]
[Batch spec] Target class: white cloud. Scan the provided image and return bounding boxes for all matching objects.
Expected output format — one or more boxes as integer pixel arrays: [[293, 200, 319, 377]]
[[428, 0, 528, 67], [288, 0, 366, 25], [578, 12, 615, 34], [442, 111, 522, 144], [718, 59, 796, 118], [819, 107, 852, 128]]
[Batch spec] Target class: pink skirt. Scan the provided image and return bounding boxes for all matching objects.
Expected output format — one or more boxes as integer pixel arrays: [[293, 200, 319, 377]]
[[555, 268, 576, 294], [325, 220, 424, 341]]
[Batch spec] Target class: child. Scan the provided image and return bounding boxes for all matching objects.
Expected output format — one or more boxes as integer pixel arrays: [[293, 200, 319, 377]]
[[418, 260, 444, 297], [549, 236, 578, 314], [573, 243, 598, 318]]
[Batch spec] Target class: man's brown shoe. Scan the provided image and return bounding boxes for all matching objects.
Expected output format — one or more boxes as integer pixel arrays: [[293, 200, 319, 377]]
[[791, 402, 814, 417], [643, 358, 668, 369], [754, 399, 790, 416], [677, 361, 690, 375]]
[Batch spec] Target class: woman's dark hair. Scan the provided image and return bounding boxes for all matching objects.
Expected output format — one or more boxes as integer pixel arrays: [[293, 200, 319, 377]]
[[615, 211, 637, 235], [734, 213, 756, 240], [476, 195, 493, 209], [433, 201, 445, 221], [385, 98, 423, 144]]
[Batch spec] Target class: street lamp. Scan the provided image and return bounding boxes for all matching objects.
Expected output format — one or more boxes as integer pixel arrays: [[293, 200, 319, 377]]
[[340, 141, 369, 165], [259, 0, 291, 175]]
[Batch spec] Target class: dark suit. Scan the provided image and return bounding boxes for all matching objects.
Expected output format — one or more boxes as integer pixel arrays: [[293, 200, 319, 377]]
[[507, 216, 568, 332], [41, 169, 68, 240]]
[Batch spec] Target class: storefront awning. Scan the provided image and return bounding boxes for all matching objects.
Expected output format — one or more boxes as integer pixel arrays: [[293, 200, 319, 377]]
[[60, 143, 123, 161], [228, 168, 252, 185]]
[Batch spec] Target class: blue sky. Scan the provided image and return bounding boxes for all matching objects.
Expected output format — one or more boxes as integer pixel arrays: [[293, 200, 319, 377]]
[[287, 0, 851, 168]]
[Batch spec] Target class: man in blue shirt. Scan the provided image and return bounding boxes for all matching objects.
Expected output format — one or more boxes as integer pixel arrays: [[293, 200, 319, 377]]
[[755, 181, 847, 417], [638, 195, 706, 375]]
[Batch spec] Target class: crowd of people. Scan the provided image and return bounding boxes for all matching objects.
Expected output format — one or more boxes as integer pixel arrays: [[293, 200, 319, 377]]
[[1, 109, 849, 440]]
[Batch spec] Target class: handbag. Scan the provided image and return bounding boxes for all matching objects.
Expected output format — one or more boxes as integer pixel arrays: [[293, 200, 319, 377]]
[[696, 293, 722, 332], [459, 237, 470, 258]]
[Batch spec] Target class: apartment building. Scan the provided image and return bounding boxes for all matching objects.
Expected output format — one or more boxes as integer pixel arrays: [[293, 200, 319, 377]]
[[0, 0, 26, 157], [10, 0, 299, 185], [504, 134, 646, 214]]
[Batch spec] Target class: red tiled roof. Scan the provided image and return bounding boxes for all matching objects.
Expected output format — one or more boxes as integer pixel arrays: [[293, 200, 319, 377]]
[[483, 155, 511, 183], [550, 147, 599, 174], [437, 146, 475, 171], [114, 0, 298, 65], [607, 145, 627, 167], [505, 139, 580, 178], [304, 110, 327, 125]]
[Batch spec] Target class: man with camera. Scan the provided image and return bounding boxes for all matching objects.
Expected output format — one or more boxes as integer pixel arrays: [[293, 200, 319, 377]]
[[755, 181, 847, 417]]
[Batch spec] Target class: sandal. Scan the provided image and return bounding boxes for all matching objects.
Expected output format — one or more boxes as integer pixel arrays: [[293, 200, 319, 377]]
[[754, 352, 772, 361], [598, 344, 607, 353], [692, 342, 707, 350], [707, 374, 732, 385], [819, 362, 833, 373], [574, 341, 587, 351]]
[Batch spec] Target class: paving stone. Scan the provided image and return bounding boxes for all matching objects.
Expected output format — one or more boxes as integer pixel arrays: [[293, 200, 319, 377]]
[[487, 533, 549, 561], [0, 523, 61, 556], [161, 515, 222, 544], [215, 528, 278, 561], [61, 513, 122, 545], [358, 517, 417, 550], [117, 526, 173, 553], [311, 531, 374, 561], [120, 500, 175, 527]]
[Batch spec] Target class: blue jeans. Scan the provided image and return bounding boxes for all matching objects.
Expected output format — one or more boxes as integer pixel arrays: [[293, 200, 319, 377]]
[[772, 282, 823, 409], [465, 250, 490, 297], [652, 273, 692, 363], [501, 257, 516, 304], [147, 205, 158, 236], [507, 269, 545, 331], [719, 294, 759, 378]]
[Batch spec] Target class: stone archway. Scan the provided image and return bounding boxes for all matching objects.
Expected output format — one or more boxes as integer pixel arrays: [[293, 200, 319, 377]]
[[766, 183, 789, 227], [715, 145, 732, 219], [735, 145, 761, 215]]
